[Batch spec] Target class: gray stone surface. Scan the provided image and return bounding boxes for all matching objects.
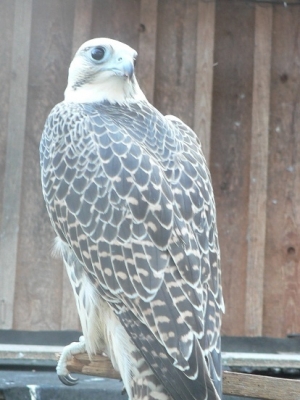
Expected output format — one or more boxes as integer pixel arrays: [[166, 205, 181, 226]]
[[0, 370, 124, 400]]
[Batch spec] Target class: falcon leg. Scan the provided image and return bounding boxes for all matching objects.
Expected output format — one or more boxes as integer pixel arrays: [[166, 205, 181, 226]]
[[57, 335, 86, 386]]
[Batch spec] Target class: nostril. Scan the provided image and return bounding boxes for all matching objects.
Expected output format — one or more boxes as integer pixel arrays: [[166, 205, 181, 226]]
[[118, 57, 123, 62]]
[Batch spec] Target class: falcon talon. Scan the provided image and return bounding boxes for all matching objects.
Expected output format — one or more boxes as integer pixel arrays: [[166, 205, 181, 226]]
[[56, 336, 86, 385], [58, 374, 79, 386]]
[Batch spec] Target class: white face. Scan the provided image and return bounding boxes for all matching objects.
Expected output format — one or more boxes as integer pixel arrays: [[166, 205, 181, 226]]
[[72, 38, 137, 83], [65, 38, 145, 104]]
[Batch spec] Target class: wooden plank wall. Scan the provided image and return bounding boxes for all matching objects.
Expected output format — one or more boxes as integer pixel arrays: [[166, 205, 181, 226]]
[[0, 0, 33, 330], [1, 0, 300, 338], [211, 1, 254, 336]]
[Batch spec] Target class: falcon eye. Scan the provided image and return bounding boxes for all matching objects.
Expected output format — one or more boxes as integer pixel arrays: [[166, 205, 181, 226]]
[[91, 46, 105, 61]]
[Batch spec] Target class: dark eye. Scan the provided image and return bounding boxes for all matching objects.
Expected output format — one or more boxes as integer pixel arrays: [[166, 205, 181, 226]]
[[91, 46, 105, 61]]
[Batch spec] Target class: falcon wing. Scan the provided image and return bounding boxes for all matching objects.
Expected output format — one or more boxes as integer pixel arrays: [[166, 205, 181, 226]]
[[40, 100, 223, 400]]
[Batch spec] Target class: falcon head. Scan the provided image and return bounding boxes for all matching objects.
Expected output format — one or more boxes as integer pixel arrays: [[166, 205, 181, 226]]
[[64, 38, 146, 104]]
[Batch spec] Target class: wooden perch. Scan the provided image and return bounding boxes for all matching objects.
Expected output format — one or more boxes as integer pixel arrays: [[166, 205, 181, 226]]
[[66, 352, 120, 380], [66, 352, 300, 400]]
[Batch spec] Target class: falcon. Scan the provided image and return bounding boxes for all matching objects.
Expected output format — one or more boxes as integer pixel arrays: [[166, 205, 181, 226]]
[[40, 38, 224, 400]]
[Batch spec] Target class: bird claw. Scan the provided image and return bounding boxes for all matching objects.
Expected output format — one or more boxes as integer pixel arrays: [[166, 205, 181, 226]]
[[58, 374, 79, 386], [56, 336, 86, 386]]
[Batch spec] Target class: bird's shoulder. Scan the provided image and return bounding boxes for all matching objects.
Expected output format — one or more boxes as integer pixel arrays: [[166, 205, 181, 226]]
[[43, 100, 190, 151]]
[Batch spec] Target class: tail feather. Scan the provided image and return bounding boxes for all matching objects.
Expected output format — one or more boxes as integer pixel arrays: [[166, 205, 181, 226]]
[[130, 349, 172, 400], [119, 309, 221, 400]]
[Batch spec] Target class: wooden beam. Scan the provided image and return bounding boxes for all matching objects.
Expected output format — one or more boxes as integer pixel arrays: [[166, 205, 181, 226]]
[[193, 0, 215, 163], [211, 1, 255, 337], [263, 3, 300, 338], [71, 0, 93, 56], [223, 371, 300, 400], [245, 4, 273, 336], [0, 0, 32, 329], [137, 0, 158, 104]]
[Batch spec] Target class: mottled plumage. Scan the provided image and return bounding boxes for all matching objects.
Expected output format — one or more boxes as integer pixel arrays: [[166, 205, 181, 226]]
[[40, 38, 224, 400]]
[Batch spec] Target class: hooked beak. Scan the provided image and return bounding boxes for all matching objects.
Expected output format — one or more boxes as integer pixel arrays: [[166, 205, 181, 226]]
[[113, 57, 134, 79]]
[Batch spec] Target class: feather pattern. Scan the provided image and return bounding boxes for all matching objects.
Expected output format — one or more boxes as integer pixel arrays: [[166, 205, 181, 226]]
[[41, 77, 223, 399]]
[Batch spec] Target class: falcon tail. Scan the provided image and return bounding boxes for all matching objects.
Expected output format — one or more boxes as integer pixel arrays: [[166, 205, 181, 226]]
[[119, 309, 221, 400]]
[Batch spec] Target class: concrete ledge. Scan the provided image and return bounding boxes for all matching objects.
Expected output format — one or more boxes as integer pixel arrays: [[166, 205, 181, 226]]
[[0, 370, 124, 400]]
